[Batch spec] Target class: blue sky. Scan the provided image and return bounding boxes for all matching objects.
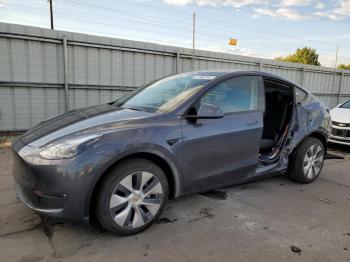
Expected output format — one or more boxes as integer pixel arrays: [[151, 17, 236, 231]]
[[1, 0, 350, 67]]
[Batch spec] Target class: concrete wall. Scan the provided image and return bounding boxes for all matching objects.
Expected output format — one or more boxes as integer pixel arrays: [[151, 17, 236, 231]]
[[0, 22, 349, 132]]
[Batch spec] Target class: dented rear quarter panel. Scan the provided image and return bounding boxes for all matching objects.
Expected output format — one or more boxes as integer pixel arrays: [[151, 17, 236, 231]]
[[281, 91, 331, 168]]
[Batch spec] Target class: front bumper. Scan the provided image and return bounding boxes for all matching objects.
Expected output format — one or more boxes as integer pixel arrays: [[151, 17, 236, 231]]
[[329, 124, 350, 146], [12, 139, 112, 224], [15, 183, 65, 215], [329, 137, 350, 146]]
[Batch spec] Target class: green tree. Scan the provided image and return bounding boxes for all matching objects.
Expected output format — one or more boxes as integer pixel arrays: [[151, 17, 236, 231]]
[[338, 64, 350, 70], [275, 47, 321, 66]]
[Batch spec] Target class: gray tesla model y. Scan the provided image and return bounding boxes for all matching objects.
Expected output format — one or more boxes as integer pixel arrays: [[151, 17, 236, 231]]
[[12, 71, 331, 235]]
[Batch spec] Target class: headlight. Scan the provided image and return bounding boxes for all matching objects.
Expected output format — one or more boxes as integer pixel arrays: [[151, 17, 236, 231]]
[[39, 134, 103, 160]]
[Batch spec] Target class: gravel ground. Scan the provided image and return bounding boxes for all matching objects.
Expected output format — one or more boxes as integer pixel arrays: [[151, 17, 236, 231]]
[[0, 144, 350, 262]]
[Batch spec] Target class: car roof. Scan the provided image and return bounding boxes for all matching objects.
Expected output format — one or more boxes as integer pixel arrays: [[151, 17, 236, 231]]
[[192, 70, 306, 92]]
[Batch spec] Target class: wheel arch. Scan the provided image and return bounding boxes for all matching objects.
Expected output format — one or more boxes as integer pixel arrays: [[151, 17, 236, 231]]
[[289, 130, 328, 159], [87, 151, 181, 224], [308, 131, 328, 152]]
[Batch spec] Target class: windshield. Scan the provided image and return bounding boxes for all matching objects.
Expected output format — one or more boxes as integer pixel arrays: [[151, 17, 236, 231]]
[[340, 100, 350, 109], [114, 72, 224, 113]]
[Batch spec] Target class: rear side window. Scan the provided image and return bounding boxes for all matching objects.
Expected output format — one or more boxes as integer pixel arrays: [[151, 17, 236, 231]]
[[199, 76, 259, 114], [295, 87, 307, 103]]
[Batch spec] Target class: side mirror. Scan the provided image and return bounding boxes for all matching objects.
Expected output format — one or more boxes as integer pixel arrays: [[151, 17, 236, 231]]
[[187, 103, 224, 119]]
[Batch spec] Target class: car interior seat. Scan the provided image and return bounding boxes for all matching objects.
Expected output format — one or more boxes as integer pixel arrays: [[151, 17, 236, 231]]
[[261, 91, 288, 150]]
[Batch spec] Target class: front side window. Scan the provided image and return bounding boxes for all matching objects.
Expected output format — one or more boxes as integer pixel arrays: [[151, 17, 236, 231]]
[[198, 76, 259, 114], [115, 72, 225, 113]]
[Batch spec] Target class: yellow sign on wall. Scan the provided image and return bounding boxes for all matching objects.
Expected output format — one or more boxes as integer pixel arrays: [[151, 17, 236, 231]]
[[228, 38, 238, 46]]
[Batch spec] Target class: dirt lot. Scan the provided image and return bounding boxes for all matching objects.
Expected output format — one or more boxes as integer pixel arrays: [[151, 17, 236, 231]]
[[1, 145, 350, 262]]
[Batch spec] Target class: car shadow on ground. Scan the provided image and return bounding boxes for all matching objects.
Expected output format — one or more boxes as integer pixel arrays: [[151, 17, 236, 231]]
[[39, 173, 292, 237], [328, 143, 350, 160], [328, 143, 350, 152]]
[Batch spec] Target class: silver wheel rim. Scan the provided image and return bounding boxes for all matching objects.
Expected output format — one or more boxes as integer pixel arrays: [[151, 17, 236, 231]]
[[303, 144, 324, 179], [109, 171, 163, 229]]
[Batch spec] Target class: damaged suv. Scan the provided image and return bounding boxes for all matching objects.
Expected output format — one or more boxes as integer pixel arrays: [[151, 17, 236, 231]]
[[12, 71, 331, 235]]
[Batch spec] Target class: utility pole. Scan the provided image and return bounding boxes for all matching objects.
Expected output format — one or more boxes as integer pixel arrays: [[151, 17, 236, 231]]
[[335, 45, 338, 68], [192, 12, 195, 71], [48, 0, 54, 30]]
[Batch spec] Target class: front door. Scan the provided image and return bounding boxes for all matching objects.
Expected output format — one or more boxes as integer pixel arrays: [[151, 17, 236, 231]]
[[181, 76, 264, 193]]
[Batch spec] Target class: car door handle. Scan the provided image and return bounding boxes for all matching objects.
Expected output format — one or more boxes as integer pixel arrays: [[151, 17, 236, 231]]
[[246, 120, 259, 127], [167, 138, 180, 146]]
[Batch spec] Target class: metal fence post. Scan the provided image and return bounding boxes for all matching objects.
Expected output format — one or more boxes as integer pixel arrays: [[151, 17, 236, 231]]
[[63, 36, 69, 112], [337, 70, 344, 105], [259, 62, 263, 72], [300, 67, 306, 86], [176, 52, 180, 74]]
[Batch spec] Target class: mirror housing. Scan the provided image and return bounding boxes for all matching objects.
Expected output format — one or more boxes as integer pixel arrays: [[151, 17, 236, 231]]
[[186, 103, 224, 119]]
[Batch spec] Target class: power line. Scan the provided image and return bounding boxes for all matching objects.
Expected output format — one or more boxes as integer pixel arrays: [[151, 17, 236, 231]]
[[61, 0, 341, 50], [14, 0, 350, 55], [3, 1, 350, 63], [57, 0, 350, 58], [119, 0, 343, 48], [0, 18, 191, 47], [57, 3, 350, 57], [0, 11, 308, 56]]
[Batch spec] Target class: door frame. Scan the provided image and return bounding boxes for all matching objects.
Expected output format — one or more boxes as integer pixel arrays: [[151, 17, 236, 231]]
[[257, 76, 298, 170]]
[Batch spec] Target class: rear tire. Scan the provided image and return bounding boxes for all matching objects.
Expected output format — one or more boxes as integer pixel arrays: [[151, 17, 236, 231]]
[[96, 158, 168, 235], [287, 137, 325, 184]]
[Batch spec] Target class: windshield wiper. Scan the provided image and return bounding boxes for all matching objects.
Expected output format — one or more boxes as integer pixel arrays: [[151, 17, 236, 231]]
[[121, 106, 143, 111]]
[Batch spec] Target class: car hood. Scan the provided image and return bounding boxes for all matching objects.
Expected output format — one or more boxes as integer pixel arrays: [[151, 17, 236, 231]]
[[330, 107, 350, 124], [20, 104, 155, 147]]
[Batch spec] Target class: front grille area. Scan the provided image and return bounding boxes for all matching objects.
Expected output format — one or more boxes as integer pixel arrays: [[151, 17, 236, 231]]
[[331, 128, 350, 138], [332, 121, 350, 128]]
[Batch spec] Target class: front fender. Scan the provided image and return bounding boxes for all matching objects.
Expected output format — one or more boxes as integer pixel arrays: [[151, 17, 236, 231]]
[[82, 146, 182, 223], [96, 145, 182, 197]]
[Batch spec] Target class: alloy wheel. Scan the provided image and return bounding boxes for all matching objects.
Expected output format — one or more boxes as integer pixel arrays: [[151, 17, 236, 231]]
[[303, 144, 324, 179], [109, 171, 163, 229]]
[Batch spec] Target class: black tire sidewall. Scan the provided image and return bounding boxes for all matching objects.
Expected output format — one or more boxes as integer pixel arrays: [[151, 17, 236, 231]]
[[96, 158, 169, 235]]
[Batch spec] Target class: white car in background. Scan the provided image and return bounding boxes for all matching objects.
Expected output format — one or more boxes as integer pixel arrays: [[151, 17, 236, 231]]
[[329, 100, 350, 146]]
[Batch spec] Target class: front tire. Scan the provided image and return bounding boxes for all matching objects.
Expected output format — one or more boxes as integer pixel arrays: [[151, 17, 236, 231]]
[[96, 158, 168, 235], [287, 137, 325, 184]]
